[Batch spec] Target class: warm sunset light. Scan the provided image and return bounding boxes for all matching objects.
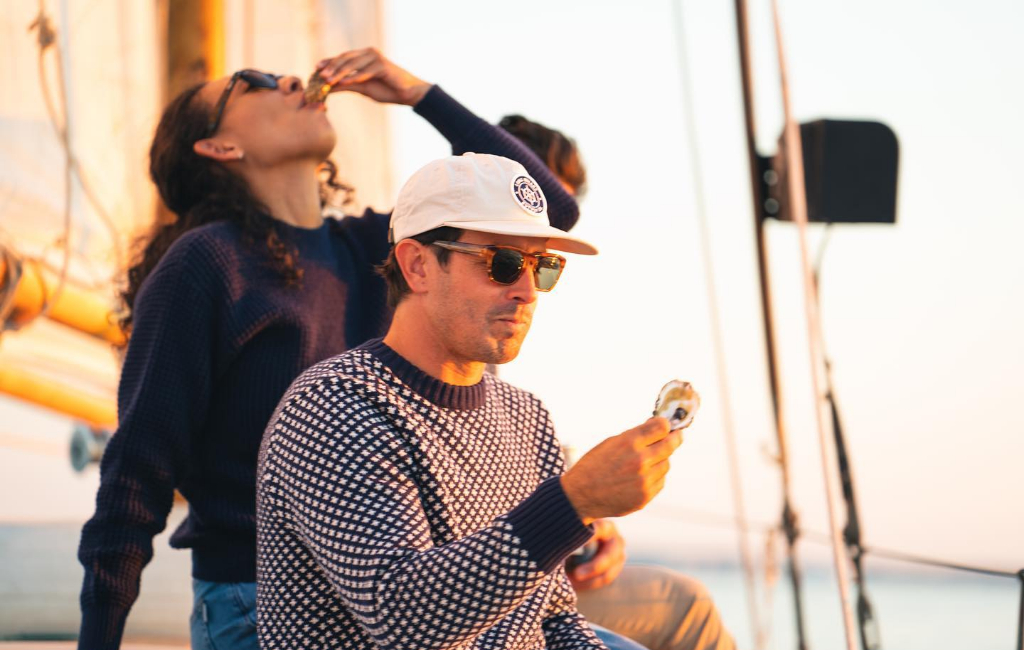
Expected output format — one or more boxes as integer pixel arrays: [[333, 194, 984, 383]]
[[1, 1, 1021, 650]]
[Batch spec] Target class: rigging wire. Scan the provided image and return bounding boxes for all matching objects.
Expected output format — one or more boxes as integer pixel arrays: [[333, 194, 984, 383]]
[[812, 225, 882, 649], [670, 2, 765, 647], [651, 502, 1021, 579], [32, 254, 114, 292], [769, 0, 858, 646], [27, 2, 71, 324], [36, 0, 127, 272], [731, 1, 810, 644], [658, 204, 1024, 643], [25, 1, 125, 329]]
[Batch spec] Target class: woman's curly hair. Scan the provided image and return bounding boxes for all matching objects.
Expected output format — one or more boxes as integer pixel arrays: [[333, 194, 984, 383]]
[[119, 83, 352, 339]]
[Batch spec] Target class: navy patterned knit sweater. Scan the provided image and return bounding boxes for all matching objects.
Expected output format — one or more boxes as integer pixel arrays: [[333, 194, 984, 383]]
[[76, 85, 580, 649], [257, 339, 604, 649]]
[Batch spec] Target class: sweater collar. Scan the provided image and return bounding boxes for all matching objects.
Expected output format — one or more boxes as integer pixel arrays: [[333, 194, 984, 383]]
[[359, 338, 488, 410], [276, 218, 330, 244]]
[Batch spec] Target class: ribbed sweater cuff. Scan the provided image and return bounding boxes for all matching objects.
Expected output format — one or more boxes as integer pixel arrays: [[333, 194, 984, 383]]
[[504, 476, 594, 573], [78, 603, 129, 650], [413, 85, 482, 144]]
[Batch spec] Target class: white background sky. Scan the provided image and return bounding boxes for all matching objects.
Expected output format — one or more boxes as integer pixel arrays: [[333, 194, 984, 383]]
[[385, 0, 1024, 573]]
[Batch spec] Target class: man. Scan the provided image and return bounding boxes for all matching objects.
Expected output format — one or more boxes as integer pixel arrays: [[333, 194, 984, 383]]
[[500, 114, 735, 650], [256, 153, 684, 648]]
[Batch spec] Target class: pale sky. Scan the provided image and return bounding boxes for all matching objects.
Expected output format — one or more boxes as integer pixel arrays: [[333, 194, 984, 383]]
[[1, 0, 1021, 584], [385, 0, 1024, 571]]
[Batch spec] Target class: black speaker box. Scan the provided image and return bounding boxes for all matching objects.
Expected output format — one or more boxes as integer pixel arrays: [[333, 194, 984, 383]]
[[767, 119, 899, 224]]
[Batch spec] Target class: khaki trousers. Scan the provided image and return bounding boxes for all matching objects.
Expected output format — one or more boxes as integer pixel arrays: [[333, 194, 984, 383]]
[[576, 565, 736, 650]]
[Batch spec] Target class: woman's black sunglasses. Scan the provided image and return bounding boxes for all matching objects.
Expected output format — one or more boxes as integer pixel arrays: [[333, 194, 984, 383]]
[[204, 69, 282, 138], [432, 241, 566, 291]]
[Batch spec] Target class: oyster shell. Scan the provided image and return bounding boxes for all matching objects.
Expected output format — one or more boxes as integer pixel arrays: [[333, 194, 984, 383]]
[[304, 71, 332, 105], [653, 380, 700, 431]]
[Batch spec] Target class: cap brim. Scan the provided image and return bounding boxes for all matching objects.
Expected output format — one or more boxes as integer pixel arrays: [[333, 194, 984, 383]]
[[440, 220, 599, 255]]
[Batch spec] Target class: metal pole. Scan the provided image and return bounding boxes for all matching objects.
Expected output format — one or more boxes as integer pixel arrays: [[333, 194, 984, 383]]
[[1016, 570, 1024, 650], [732, 1, 808, 648], [0, 255, 126, 345]]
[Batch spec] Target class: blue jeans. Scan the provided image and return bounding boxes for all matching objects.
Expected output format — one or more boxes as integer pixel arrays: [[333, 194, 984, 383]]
[[592, 623, 651, 650], [190, 579, 258, 650], [189, 579, 644, 650]]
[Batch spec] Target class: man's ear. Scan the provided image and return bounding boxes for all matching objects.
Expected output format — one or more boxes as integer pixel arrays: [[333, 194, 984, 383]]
[[193, 138, 245, 162], [394, 239, 432, 295]]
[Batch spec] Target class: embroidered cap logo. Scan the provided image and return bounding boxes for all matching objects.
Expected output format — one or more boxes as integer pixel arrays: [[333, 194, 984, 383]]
[[510, 175, 546, 215]]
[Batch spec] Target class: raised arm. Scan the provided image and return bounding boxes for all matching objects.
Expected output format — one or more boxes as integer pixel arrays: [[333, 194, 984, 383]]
[[315, 48, 580, 231]]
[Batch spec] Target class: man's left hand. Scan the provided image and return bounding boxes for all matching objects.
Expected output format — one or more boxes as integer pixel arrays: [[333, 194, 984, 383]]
[[567, 518, 627, 592], [315, 48, 431, 106]]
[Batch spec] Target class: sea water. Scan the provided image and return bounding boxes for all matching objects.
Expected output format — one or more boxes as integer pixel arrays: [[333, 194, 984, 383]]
[[639, 555, 1020, 650], [1, 524, 1017, 648]]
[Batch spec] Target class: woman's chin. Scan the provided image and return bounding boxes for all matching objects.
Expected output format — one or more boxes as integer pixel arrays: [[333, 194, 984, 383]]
[[312, 132, 338, 161]]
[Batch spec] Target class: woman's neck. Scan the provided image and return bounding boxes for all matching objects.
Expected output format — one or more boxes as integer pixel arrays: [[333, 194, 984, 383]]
[[244, 160, 324, 229]]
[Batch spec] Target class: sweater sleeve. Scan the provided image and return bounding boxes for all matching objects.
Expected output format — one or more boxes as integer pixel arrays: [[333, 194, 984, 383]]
[[542, 575, 608, 649], [260, 381, 593, 650], [413, 85, 580, 232], [77, 240, 220, 649]]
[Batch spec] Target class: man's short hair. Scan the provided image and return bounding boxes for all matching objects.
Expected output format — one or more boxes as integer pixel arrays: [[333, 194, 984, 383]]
[[499, 115, 587, 198], [377, 226, 464, 309]]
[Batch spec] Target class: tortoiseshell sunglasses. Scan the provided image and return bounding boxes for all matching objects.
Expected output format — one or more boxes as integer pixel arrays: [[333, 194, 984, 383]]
[[432, 240, 566, 292], [204, 69, 282, 138]]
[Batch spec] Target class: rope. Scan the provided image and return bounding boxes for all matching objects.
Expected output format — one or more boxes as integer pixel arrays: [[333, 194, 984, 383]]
[[35, 2, 126, 274], [28, 1, 124, 328], [29, 2, 71, 322], [669, 2, 765, 647]]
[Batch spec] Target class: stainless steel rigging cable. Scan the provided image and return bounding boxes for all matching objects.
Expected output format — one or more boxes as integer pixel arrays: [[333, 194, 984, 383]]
[[769, 0, 857, 647], [669, 2, 765, 647], [811, 226, 881, 649]]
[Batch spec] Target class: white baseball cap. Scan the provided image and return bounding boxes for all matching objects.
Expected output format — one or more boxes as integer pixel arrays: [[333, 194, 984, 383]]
[[389, 153, 598, 256]]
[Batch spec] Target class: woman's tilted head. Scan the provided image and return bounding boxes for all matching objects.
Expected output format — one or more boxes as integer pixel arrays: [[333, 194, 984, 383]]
[[121, 74, 346, 338]]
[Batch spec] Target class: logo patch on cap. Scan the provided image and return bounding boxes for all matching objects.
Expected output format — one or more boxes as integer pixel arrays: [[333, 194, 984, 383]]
[[511, 175, 546, 215]]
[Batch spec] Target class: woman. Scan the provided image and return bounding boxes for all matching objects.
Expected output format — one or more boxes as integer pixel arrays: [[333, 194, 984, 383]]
[[76, 48, 579, 650]]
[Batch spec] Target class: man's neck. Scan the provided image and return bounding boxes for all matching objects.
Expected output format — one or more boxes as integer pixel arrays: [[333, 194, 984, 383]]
[[383, 309, 485, 387], [242, 160, 324, 229]]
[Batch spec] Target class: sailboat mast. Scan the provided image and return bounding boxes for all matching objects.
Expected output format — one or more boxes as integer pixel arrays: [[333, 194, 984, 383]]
[[731, 1, 808, 648]]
